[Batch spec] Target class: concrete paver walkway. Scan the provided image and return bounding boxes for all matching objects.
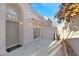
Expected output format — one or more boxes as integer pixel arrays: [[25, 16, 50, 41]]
[[5, 37, 55, 56]]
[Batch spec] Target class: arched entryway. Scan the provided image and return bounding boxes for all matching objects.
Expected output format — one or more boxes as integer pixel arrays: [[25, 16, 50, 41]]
[[6, 4, 23, 52]]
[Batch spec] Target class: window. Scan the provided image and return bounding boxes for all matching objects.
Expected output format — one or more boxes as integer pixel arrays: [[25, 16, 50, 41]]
[[6, 8, 17, 20], [33, 25, 40, 39]]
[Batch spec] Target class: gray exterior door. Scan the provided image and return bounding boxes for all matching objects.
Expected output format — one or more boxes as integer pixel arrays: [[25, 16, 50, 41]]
[[6, 21, 19, 48]]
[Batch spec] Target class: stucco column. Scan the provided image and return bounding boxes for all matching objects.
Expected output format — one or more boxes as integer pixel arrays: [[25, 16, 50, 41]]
[[19, 4, 33, 45], [0, 3, 6, 55]]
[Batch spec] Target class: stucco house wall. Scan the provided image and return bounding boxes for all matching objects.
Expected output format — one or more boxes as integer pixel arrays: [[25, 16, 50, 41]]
[[19, 4, 34, 45], [0, 3, 33, 55], [0, 3, 55, 55], [0, 3, 6, 55]]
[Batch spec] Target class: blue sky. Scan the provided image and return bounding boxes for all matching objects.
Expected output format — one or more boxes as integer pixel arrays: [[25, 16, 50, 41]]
[[32, 3, 61, 19]]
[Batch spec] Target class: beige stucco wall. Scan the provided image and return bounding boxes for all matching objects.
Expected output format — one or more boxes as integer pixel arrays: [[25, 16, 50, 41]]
[[19, 4, 34, 45], [0, 3, 33, 55], [68, 38, 79, 55], [0, 3, 6, 55], [64, 16, 79, 39], [31, 9, 56, 40], [41, 27, 54, 40], [65, 16, 79, 56], [70, 16, 79, 38], [0, 3, 55, 55]]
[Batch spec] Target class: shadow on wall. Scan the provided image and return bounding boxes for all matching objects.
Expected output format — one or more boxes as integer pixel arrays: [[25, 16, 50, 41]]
[[67, 37, 79, 56]]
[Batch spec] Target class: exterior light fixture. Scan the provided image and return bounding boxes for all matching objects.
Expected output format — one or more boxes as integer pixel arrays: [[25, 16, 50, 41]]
[[30, 23, 32, 26], [37, 25, 40, 28], [19, 22, 23, 24], [34, 25, 36, 28]]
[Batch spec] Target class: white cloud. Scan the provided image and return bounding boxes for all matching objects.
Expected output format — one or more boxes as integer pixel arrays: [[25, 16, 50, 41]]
[[44, 16, 48, 20]]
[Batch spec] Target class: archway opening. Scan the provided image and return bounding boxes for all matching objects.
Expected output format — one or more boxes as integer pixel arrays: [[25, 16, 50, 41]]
[[6, 4, 23, 52]]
